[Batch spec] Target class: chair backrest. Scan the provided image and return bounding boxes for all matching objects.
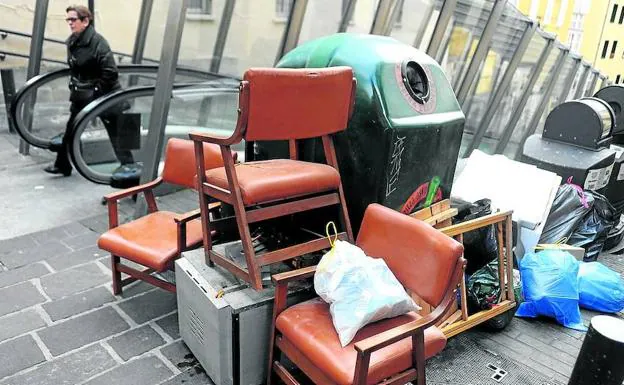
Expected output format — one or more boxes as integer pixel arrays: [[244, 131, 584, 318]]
[[355, 204, 464, 307], [162, 138, 224, 189], [242, 67, 355, 141]]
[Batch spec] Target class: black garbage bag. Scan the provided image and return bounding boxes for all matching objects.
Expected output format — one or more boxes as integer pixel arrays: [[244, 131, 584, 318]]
[[568, 191, 618, 261], [540, 183, 594, 244], [466, 259, 501, 314], [452, 198, 499, 275]]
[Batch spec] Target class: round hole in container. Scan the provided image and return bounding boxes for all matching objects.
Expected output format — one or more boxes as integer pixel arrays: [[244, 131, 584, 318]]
[[401, 61, 430, 104]]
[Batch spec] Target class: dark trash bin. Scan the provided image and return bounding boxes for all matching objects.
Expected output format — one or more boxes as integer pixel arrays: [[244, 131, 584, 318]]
[[263, 33, 465, 232]]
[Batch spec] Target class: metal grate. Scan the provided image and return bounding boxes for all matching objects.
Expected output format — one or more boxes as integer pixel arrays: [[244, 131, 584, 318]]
[[425, 334, 566, 385]]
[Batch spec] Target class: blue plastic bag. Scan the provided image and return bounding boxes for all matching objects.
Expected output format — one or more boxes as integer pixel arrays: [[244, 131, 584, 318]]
[[515, 250, 586, 331], [578, 262, 624, 313]]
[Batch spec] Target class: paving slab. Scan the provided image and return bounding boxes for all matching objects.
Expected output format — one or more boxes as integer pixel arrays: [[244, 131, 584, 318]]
[[46, 245, 104, 271], [0, 335, 45, 379], [0, 309, 46, 342], [0, 281, 46, 317], [0, 344, 116, 385], [0, 263, 50, 289], [1, 240, 72, 269], [107, 325, 166, 361], [117, 289, 177, 324], [156, 312, 180, 340], [59, 231, 100, 251], [42, 286, 115, 322], [83, 355, 174, 385], [39, 262, 108, 299], [37, 307, 130, 357]]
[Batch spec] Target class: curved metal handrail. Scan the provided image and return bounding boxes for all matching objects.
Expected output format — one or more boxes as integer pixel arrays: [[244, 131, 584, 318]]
[[68, 83, 240, 185], [10, 64, 238, 149]]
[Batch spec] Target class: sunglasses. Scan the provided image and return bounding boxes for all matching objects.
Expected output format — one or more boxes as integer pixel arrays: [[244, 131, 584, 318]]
[[65, 17, 84, 23]]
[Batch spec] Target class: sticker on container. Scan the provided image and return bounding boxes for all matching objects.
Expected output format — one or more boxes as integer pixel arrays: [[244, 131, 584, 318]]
[[612, 145, 624, 160], [584, 164, 614, 191], [618, 165, 624, 181]]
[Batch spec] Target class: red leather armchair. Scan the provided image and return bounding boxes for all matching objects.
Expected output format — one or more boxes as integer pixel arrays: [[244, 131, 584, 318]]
[[190, 67, 357, 290], [97, 138, 225, 294], [267, 203, 466, 385]]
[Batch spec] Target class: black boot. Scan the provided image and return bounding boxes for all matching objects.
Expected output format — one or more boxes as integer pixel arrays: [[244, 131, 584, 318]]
[[44, 164, 72, 177], [49, 134, 64, 153]]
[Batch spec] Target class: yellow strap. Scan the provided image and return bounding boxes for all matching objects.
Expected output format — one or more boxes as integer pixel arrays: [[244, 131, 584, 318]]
[[215, 289, 225, 299], [325, 221, 338, 248]]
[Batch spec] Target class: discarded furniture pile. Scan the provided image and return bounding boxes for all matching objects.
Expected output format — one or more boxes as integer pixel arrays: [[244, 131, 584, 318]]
[[94, 34, 624, 385]]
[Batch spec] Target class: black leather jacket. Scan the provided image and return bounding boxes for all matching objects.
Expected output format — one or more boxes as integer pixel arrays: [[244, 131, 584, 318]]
[[66, 25, 120, 103]]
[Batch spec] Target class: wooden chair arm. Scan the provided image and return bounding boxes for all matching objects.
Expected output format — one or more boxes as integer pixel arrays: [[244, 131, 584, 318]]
[[189, 130, 242, 147], [103, 177, 163, 203], [272, 265, 317, 285], [439, 210, 512, 237], [173, 203, 221, 224]]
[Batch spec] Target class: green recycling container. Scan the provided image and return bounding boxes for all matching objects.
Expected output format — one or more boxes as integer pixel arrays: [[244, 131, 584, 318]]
[[260, 33, 465, 231]]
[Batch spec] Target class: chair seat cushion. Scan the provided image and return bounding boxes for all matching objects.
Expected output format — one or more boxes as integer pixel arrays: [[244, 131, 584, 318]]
[[276, 298, 446, 385], [97, 211, 203, 271], [204, 159, 341, 206]]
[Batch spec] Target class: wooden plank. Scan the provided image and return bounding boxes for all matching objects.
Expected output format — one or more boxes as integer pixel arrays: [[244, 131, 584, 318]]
[[246, 194, 340, 223], [505, 216, 515, 301], [430, 199, 450, 215], [496, 222, 507, 301], [257, 233, 348, 266], [202, 182, 232, 203], [440, 211, 512, 237], [441, 300, 516, 338], [422, 209, 458, 227], [437, 310, 462, 329], [378, 369, 417, 385], [456, 233, 469, 321]]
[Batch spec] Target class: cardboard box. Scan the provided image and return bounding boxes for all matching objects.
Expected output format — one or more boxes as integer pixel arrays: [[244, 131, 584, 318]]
[[535, 244, 585, 261]]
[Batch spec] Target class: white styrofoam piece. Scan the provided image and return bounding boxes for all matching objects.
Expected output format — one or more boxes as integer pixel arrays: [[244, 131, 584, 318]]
[[451, 150, 562, 230]]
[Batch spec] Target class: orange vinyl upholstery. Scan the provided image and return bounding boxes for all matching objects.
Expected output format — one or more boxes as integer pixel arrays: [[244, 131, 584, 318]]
[[243, 67, 353, 140], [162, 138, 224, 189], [276, 298, 446, 385], [356, 204, 465, 307]]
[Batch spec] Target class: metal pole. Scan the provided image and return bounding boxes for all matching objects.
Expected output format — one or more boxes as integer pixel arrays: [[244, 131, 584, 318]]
[[573, 62, 591, 99], [210, 0, 236, 73], [274, 0, 308, 64], [599, 75, 608, 90], [1, 69, 16, 134], [138, 0, 188, 187], [556, 55, 581, 103], [456, 0, 507, 106], [370, 0, 398, 36], [88, 0, 95, 28], [426, 0, 457, 59], [338, 0, 357, 33], [494, 34, 555, 154], [131, 0, 153, 64], [513, 46, 569, 160], [585, 70, 599, 97], [19, 0, 48, 155], [413, 1, 434, 49], [463, 21, 536, 157]]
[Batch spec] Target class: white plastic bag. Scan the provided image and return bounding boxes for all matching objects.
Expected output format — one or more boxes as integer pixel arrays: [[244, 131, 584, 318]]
[[314, 238, 420, 347]]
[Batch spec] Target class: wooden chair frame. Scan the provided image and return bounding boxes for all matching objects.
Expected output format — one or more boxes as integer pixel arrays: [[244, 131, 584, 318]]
[[267, 255, 466, 385], [410, 200, 517, 337], [190, 78, 357, 290], [103, 178, 219, 294]]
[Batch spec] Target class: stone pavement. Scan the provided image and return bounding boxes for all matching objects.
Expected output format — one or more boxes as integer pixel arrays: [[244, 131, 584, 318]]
[[0, 131, 623, 385]]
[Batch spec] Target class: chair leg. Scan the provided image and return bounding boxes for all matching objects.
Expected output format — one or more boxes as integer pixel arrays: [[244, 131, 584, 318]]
[[337, 184, 354, 242], [111, 255, 122, 295], [230, 200, 263, 290], [198, 193, 215, 267], [413, 330, 426, 385]]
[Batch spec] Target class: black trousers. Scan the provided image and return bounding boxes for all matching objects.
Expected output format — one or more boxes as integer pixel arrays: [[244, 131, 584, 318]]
[[54, 103, 135, 171]]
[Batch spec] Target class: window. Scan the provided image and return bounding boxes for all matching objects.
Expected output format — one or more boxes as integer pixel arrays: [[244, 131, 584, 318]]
[[188, 0, 212, 15], [619, 7, 624, 23], [611, 4, 619, 22], [616, 74, 621, 84], [276, 0, 293, 19], [611, 41, 618, 59], [602, 40, 610, 58], [394, 0, 405, 26]]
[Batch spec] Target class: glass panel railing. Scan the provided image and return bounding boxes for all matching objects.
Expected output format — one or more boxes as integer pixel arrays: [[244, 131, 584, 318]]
[[219, 0, 289, 77], [567, 64, 587, 100], [503, 40, 560, 158], [177, 0, 226, 71], [345, 0, 379, 34], [534, 55, 577, 135], [298, 0, 343, 46], [438, 0, 496, 91], [11, 65, 229, 149], [460, 3, 528, 154], [479, 32, 547, 153], [69, 79, 240, 185], [389, 0, 440, 50]]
